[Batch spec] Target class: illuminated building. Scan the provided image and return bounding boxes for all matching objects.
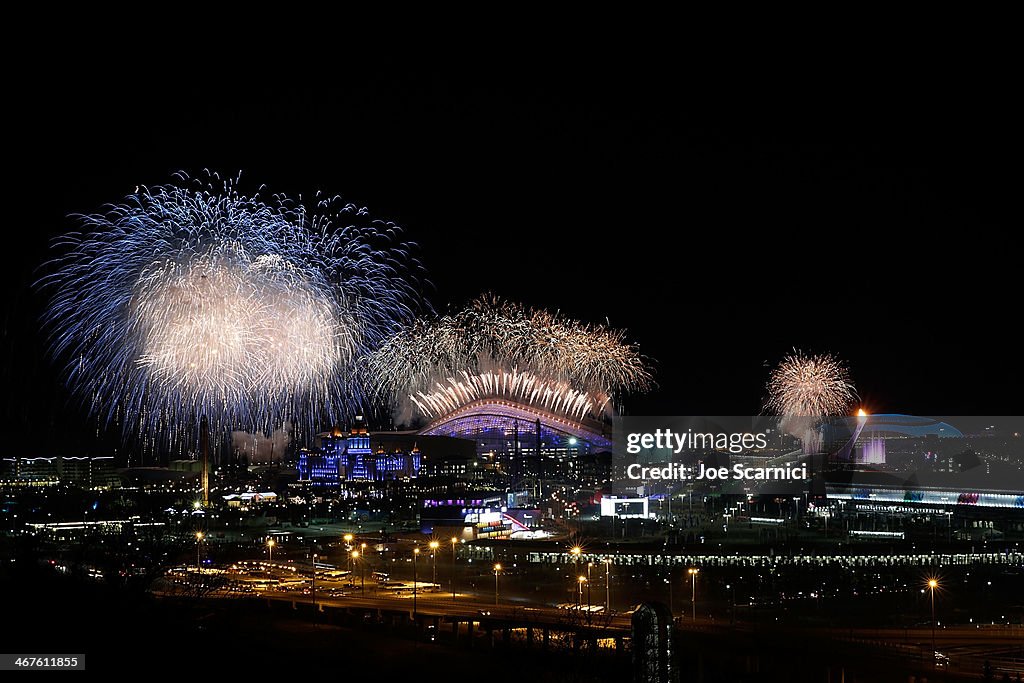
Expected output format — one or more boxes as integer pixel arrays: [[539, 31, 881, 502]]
[[298, 418, 431, 486], [858, 437, 887, 464], [419, 493, 534, 537], [221, 491, 278, 508], [367, 445, 421, 480], [416, 400, 612, 479], [1, 455, 117, 489], [297, 447, 343, 487], [600, 496, 651, 518], [341, 420, 372, 479]]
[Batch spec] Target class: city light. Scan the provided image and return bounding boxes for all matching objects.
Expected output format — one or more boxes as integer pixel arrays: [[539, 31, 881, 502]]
[[12, 79, 1021, 680]]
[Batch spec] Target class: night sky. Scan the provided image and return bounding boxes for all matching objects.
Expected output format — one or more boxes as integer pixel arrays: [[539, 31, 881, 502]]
[[4, 69, 1018, 457]]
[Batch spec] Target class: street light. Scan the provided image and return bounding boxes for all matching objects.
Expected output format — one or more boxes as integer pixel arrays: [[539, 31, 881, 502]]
[[493, 564, 502, 606], [569, 546, 582, 571], [343, 533, 354, 545], [605, 559, 612, 612], [450, 536, 458, 602], [928, 578, 939, 655], [352, 550, 363, 593], [569, 546, 583, 607], [688, 568, 699, 621], [429, 540, 440, 586], [413, 548, 420, 618], [266, 538, 275, 563], [195, 532, 204, 572], [312, 552, 318, 623], [361, 543, 368, 587], [726, 583, 736, 624], [587, 562, 593, 622], [577, 575, 587, 611]]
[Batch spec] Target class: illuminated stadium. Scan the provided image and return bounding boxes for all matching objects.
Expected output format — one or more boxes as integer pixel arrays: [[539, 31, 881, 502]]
[[820, 414, 1024, 510], [417, 398, 613, 456], [729, 415, 1024, 510]]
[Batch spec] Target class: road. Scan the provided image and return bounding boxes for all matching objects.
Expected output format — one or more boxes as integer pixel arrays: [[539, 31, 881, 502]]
[[196, 564, 1024, 677]]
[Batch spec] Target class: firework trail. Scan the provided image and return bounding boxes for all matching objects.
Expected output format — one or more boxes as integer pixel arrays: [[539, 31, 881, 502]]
[[39, 173, 424, 454], [362, 294, 652, 423], [765, 349, 857, 417]]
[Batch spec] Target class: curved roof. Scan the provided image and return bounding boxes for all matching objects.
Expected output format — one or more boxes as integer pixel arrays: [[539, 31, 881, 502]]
[[417, 398, 612, 450], [835, 414, 963, 438]]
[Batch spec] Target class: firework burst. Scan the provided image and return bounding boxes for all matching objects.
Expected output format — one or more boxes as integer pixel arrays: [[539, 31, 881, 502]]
[[765, 349, 857, 417], [39, 173, 424, 455], [362, 294, 652, 422]]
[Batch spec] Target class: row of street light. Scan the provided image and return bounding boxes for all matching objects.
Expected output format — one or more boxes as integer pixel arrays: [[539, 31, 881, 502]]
[[234, 533, 945, 640], [569, 546, 615, 614], [412, 537, 465, 616], [571, 545, 702, 618], [250, 535, 692, 621]]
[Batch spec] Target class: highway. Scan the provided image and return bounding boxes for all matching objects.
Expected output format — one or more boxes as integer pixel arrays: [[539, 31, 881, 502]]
[[249, 583, 1023, 646], [175, 563, 1023, 677]]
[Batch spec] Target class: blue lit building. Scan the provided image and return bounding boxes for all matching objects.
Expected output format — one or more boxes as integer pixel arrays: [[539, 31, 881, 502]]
[[368, 445, 421, 480], [296, 447, 343, 487], [297, 418, 424, 486], [343, 422, 372, 480], [297, 423, 352, 487]]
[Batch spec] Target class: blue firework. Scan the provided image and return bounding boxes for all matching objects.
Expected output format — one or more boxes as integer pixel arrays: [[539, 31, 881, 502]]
[[39, 172, 425, 455]]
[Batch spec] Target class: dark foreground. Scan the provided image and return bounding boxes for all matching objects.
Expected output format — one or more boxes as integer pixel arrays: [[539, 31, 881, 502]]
[[8, 567, 1018, 681]]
